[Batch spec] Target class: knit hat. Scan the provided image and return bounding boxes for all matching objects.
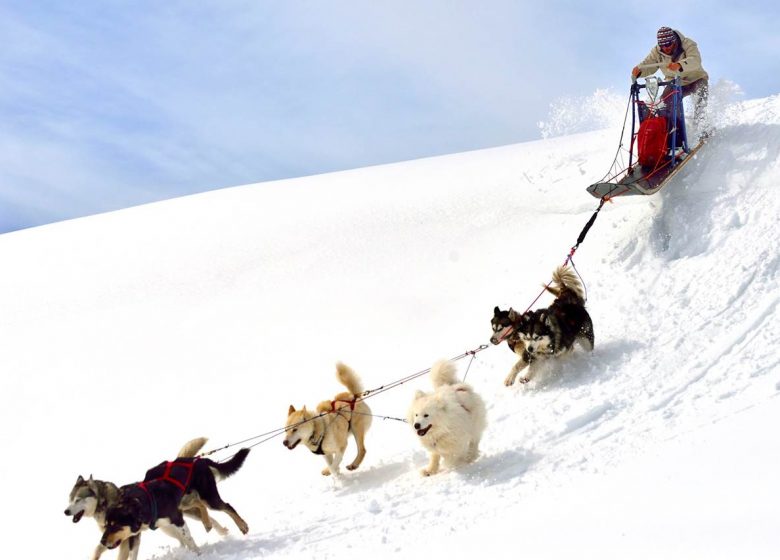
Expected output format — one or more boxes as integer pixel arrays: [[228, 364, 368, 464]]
[[657, 27, 676, 47]]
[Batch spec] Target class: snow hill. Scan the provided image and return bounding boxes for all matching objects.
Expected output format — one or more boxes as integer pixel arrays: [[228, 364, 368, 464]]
[[1, 94, 778, 560]]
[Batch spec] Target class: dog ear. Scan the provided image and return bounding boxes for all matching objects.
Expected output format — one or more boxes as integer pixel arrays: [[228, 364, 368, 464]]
[[493, 306, 500, 315], [77, 475, 85, 484], [288, 404, 295, 414], [508, 307, 518, 321], [414, 390, 426, 400]]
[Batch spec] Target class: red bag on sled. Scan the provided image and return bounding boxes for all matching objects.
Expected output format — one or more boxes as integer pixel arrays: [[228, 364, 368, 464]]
[[637, 116, 668, 168]]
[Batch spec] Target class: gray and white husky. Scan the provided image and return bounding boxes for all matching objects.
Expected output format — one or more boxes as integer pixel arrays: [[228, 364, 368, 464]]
[[65, 474, 138, 560], [64, 437, 228, 560]]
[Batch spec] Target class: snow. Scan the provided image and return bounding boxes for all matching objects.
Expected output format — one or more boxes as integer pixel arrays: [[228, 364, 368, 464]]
[[1, 93, 779, 559]]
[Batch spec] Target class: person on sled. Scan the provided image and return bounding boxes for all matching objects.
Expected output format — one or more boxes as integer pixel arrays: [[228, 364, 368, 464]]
[[631, 27, 710, 140]]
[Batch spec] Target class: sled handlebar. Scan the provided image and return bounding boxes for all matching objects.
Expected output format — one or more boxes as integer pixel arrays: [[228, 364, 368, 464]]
[[631, 76, 681, 93], [632, 62, 682, 83]]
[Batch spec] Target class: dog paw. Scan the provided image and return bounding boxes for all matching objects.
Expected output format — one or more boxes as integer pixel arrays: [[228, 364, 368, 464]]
[[321, 468, 332, 476], [519, 377, 530, 384], [346, 463, 358, 471], [238, 521, 249, 535]]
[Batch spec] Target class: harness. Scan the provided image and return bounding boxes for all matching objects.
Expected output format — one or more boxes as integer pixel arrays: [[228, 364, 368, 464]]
[[158, 459, 196, 493], [456, 387, 472, 413], [135, 459, 198, 529], [311, 434, 326, 455], [135, 482, 159, 529], [308, 398, 357, 455]]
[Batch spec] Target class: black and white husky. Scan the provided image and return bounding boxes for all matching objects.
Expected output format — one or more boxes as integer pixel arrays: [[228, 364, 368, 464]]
[[490, 265, 594, 385], [64, 437, 230, 560]]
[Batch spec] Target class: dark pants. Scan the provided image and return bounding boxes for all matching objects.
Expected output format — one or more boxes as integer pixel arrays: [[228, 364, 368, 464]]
[[662, 78, 709, 139]]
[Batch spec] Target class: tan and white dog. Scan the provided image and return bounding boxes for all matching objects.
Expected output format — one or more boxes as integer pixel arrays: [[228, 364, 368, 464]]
[[283, 362, 372, 476], [408, 360, 487, 476]]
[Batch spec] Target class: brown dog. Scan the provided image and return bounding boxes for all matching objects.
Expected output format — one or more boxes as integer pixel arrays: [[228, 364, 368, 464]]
[[283, 362, 372, 476]]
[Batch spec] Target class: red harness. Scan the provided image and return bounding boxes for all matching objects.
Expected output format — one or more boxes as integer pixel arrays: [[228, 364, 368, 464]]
[[158, 459, 197, 492], [132, 459, 197, 530], [330, 398, 357, 412], [456, 387, 472, 413]]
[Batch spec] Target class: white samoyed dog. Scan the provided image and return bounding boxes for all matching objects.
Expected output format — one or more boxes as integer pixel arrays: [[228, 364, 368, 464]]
[[407, 359, 487, 476]]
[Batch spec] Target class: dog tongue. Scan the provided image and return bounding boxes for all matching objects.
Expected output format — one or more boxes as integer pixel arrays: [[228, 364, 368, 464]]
[[417, 425, 432, 436]]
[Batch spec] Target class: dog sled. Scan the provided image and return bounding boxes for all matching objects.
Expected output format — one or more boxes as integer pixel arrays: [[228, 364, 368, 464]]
[[587, 68, 707, 198]]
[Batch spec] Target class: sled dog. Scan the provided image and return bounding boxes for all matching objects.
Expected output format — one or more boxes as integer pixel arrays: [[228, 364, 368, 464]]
[[283, 362, 372, 476], [99, 446, 250, 554], [64, 438, 227, 560], [407, 359, 487, 476], [490, 265, 594, 385], [65, 475, 137, 560]]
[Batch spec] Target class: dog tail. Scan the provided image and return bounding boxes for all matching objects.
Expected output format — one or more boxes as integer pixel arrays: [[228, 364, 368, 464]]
[[336, 362, 364, 395], [209, 448, 250, 480], [177, 437, 208, 458], [549, 265, 585, 303], [430, 359, 458, 388]]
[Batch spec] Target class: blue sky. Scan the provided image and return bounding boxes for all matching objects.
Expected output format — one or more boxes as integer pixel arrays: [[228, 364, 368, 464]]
[[1, 0, 778, 233]]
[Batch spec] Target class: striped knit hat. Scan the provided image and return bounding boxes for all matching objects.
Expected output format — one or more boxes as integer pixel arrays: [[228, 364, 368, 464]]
[[657, 26, 676, 47]]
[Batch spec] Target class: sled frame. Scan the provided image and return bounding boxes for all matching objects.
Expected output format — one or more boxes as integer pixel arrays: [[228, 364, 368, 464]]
[[587, 76, 697, 198]]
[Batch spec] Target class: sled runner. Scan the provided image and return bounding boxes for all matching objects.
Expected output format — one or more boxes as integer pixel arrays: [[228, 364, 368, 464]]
[[587, 72, 706, 198]]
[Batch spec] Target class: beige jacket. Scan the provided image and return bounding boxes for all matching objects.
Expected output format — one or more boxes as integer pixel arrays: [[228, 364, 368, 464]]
[[636, 29, 708, 86]]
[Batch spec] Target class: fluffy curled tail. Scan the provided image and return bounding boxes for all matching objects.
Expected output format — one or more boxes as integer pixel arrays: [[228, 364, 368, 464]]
[[546, 265, 585, 304], [177, 437, 208, 458], [430, 359, 458, 388], [209, 448, 250, 480], [336, 362, 364, 395]]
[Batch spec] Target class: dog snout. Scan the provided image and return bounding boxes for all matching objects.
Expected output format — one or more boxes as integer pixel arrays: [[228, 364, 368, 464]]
[[101, 534, 119, 549], [489, 336, 498, 345]]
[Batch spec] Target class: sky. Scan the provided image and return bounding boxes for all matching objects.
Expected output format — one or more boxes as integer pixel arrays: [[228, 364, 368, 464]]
[[1, 0, 779, 233], [1, 91, 778, 558]]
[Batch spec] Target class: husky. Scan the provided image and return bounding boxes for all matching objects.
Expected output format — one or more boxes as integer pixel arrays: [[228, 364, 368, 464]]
[[490, 265, 594, 385], [283, 362, 372, 476], [65, 475, 137, 560], [64, 438, 224, 560], [407, 360, 487, 476], [100, 448, 251, 553]]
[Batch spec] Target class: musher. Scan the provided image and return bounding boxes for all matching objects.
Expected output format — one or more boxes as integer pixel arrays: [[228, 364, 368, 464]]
[[631, 26, 710, 140]]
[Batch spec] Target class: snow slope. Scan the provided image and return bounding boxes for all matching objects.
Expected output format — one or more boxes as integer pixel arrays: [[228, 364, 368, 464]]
[[0, 94, 778, 559]]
